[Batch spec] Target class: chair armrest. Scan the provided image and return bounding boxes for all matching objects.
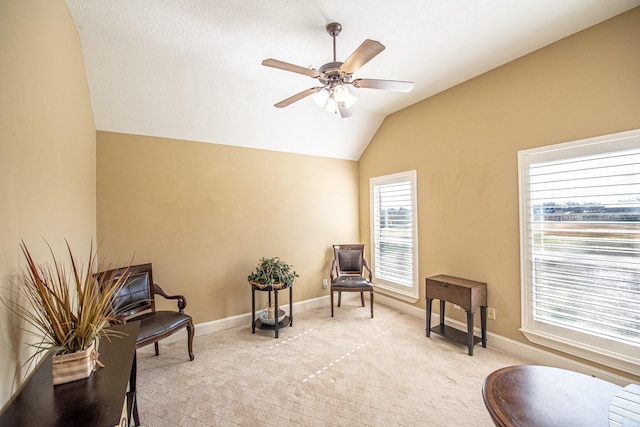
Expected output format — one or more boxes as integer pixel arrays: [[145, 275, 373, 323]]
[[154, 283, 188, 313], [363, 259, 373, 282]]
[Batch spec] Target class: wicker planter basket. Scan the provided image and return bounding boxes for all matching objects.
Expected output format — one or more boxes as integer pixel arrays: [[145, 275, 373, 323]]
[[52, 341, 97, 385], [249, 281, 288, 290]]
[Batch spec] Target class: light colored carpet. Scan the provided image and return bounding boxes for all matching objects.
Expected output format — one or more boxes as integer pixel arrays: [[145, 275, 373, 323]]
[[136, 302, 529, 426]]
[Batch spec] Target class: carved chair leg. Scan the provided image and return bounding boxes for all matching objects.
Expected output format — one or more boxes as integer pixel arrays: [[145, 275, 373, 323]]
[[187, 321, 195, 361], [154, 342, 160, 356], [330, 289, 334, 317], [360, 291, 365, 307]]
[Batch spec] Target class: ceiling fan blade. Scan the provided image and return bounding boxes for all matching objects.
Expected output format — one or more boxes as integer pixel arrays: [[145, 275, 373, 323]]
[[352, 78, 414, 92], [274, 87, 323, 108], [337, 102, 354, 118], [262, 58, 320, 79], [340, 39, 385, 75]]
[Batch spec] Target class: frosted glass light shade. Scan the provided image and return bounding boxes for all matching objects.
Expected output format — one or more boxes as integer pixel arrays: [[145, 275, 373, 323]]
[[313, 89, 329, 107], [325, 97, 337, 113], [343, 91, 358, 109], [332, 85, 349, 102]]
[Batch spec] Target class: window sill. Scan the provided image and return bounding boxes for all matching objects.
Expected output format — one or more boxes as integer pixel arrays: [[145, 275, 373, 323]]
[[374, 283, 419, 304], [520, 327, 640, 376]]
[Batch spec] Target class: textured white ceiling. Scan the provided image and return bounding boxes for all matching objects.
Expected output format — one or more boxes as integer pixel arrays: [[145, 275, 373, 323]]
[[65, 0, 640, 160]]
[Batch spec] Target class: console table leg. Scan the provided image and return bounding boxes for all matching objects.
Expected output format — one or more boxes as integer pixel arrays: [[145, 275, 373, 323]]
[[467, 310, 474, 356], [480, 306, 487, 348], [439, 300, 446, 328], [426, 298, 433, 337], [130, 350, 140, 426]]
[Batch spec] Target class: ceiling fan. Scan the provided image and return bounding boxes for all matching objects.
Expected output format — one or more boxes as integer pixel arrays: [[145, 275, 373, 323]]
[[262, 22, 414, 118]]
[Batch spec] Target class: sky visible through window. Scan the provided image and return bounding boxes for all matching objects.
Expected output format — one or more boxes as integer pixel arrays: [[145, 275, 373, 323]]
[[531, 148, 640, 209]]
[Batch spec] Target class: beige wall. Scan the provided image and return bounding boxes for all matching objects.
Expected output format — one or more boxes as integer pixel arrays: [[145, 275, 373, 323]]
[[359, 7, 640, 376], [0, 0, 96, 409], [96, 132, 359, 324]]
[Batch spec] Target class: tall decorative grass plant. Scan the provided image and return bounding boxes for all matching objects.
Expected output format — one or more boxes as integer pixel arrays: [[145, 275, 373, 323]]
[[3, 240, 130, 381]]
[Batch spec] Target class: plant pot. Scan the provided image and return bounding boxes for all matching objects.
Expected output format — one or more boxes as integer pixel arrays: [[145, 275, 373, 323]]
[[250, 281, 288, 290], [52, 341, 97, 385]]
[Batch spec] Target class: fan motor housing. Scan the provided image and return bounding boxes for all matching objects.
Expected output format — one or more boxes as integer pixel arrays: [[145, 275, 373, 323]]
[[318, 61, 351, 85]]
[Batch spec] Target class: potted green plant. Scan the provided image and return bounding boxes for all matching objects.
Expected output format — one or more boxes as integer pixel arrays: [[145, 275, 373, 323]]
[[3, 240, 129, 385], [247, 256, 298, 290]]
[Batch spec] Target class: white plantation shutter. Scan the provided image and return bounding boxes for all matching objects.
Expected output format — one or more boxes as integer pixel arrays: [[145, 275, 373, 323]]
[[370, 171, 419, 301], [519, 130, 640, 374]]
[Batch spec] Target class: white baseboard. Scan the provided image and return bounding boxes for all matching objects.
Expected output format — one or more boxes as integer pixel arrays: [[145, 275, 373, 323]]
[[158, 294, 339, 345], [195, 294, 336, 336], [158, 292, 635, 386]]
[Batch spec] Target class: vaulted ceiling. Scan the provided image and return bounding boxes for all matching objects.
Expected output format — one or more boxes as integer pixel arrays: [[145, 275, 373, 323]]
[[65, 1, 640, 160]]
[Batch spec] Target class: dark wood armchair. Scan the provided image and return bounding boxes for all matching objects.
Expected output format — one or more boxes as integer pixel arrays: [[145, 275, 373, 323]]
[[330, 244, 374, 318], [98, 263, 195, 361]]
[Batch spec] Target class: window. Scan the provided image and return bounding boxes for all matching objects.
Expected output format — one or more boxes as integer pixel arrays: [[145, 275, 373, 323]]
[[370, 170, 419, 302], [518, 129, 640, 374]]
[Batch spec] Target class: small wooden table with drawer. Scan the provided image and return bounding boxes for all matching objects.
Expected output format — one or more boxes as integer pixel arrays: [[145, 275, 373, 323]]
[[426, 274, 487, 355]]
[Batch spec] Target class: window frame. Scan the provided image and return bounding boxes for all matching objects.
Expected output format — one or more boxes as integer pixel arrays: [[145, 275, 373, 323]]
[[518, 129, 640, 375], [369, 170, 419, 302]]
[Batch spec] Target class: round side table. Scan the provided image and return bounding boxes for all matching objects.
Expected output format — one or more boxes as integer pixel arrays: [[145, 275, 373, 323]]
[[250, 283, 293, 338], [482, 365, 621, 427]]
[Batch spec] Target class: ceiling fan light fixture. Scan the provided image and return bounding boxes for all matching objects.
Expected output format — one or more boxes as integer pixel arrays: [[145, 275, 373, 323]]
[[342, 88, 358, 109], [332, 84, 349, 102], [325, 97, 338, 113], [312, 88, 329, 107], [317, 85, 358, 113]]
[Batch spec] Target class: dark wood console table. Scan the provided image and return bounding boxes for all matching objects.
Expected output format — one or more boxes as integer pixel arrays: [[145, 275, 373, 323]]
[[0, 322, 140, 426], [251, 283, 293, 338], [425, 274, 487, 355], [482, 365, 621, 427]]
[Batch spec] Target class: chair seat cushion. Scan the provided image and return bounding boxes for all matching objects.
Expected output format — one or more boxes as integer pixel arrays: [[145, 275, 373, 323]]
[[332, 276, 373, 290], [129, 311, 192, 342]]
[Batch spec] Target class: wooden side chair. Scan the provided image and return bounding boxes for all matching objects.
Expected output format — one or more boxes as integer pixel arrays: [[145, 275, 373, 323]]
[[330, 244, 374, 318], [97, 263, 195, 361]]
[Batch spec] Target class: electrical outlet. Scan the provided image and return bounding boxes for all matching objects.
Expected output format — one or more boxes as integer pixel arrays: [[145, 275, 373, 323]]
[[453, 304, 461, 310], [322, 278, 328, 289], [488, 307, 496, 320]]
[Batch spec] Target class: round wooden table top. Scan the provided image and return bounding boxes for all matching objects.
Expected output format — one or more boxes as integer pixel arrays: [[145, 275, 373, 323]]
[[482, 365, 621, 427]]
